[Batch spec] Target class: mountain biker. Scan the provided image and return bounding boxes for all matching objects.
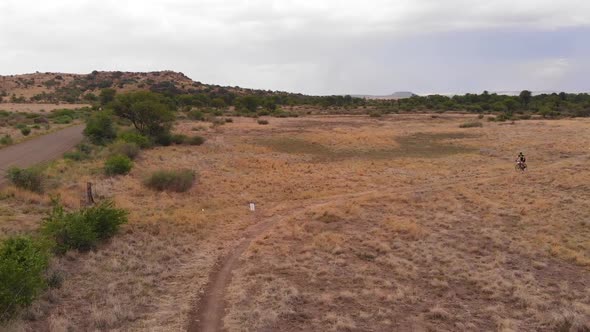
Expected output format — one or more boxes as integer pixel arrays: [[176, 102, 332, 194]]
[[516, 152, 527, 169]]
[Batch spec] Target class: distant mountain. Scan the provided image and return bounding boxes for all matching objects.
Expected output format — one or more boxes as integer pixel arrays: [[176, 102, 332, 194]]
[[351, 91, 416, 100]]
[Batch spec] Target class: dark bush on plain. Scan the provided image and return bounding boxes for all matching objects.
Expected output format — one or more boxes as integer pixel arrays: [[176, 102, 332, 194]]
[[6, 167, 44, 192], [42, 199, 128, 253], [84, 111, 117, 145], [144, 169, 195, 192], [118, 131, 151, 149], [171, 134, 187, 145], [0, 135, 12, 145], [20, 127, 31, 136], [104, 155, 133, 175], [0, 236, 49, 320], [188, 136, 205, 146], [63, 151, 86, 161], [257, 119, 269, 125], [459, 121, 483, 128], [188, 110, 205, 121], [154, 132, 172, 146], [109, 141, 140, 160], [225, 118, 233, 123]]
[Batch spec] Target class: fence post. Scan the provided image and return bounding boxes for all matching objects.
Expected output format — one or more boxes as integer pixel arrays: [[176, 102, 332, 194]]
[[86, 182, 95, 206]]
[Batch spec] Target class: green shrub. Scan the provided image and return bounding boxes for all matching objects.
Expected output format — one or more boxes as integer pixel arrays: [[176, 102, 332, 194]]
[[477, 114, 484, 119], [257, 119, 269, 125], [0, 135, 13, 145], [64, 143, 93, 161], [487, 116, 496, 122], [42, 199, 128, 253], [518, 114, 532, 120], [63, 151, 86, 161], [369, 111, 383, 117], [15, 123, 27, 130], [144, 169, 195, 192], [6, 167, 44, 193], [104, 155, 133, 175], [188, 136, 205, 146], [109, 141, 140, 160], [171, 134, 187, 145], [32, 125, 41, 129], [52, 115, 73, 124], [118, 131, 151, 149], [20, 127, 31, 136], [459, 121, 483, 128], [0, 236, 49, 320], [154, 132, 172, 146], [84, 111, 116, 145], [188, 110, 205, 121]]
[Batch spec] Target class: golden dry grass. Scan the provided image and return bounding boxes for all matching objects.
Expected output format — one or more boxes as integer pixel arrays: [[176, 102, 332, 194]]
[[1, 113, 590, 331]]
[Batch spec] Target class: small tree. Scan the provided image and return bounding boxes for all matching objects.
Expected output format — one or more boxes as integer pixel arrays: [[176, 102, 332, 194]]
[[99, 88, 117, 106], [83, 111, 117, 145], [519, 90, 532, 108], [111, 92, 175, 137], [0, 237, 49, 320]]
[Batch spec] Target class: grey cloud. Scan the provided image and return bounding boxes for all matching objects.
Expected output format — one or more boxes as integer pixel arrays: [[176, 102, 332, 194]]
[[1, 0, 589, 94]]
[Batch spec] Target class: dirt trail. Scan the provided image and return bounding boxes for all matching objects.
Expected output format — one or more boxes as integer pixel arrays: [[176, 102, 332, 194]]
[[0, 125, 84, 184], [186, 156, 583, 332]]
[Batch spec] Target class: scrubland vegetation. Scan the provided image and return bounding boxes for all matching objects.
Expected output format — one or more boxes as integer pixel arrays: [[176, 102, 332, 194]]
[[1, 78, 589, 331], [0, 110, 587, 331], [3, 72, 590, 122]]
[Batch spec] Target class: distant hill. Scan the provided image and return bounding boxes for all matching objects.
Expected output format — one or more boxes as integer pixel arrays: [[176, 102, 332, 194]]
[[351, 91, 416, 100], [0, 71, 292, 104]]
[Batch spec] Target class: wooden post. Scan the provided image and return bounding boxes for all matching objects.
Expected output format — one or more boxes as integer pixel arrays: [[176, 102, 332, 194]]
[[86, 182, 95, 206]]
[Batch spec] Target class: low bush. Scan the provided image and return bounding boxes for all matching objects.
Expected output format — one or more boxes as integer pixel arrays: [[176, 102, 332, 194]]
[[109, 141, 140, 160], [0, 135, 13, 145], [144, 169, 195, 192], [225, 118, 233, 123], [0, 236, 50, 320], [459, 121, 483, 128], [104, 155, 133, 175], [154, 132, 172, 146], [188, 110, 205, 121], [20, 127, 31, 136], [188, 136, 205, 146], [487, 116, 496, 122], [63, 151, 87, 161], [42, 199, 128, 253], [52, 115, 73, 124], [171, 134, 187, 145], [477, 114, 485, 119], [118, 131, 151, 149], [84, 111, 116, 145], [15, 123, 27, 130], [6, 167, 44, 193], [64, 143, 92, 161], [257, 119, 269, 125], [518, 114, 532, 120], [369, 111, 383, 117]]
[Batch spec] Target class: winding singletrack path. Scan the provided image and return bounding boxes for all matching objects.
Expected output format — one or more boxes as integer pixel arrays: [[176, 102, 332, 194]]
[[187, 151, 583, 332], [0, 125, 84, 185]]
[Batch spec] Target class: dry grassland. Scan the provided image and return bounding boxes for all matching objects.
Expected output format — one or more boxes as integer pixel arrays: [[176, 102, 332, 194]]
[[0, 104, 90, 113], [1, 114, 589, 331]]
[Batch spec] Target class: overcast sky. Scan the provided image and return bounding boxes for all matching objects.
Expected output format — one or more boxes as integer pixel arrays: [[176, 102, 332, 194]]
[[1, 0, 589, 95]]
